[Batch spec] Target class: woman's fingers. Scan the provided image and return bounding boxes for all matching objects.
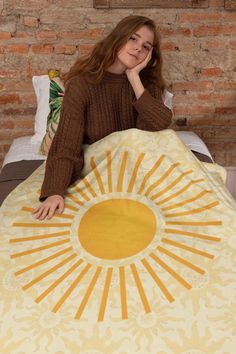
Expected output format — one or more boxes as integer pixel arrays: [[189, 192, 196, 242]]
[[57, 199, 65, 214], [38, 206, 51, 220], [46, 204, 58, 220], [32, 195, 64, 220]]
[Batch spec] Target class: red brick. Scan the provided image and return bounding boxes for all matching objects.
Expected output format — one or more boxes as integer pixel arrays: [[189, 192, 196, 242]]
[[14, 31, 35, 39], [0, 70, 19, 78], [0, 144, 11, 153], [5, 44, 29, 54], [23, 16, 39, 28], [1, 81, 33, 92], [201, 67, 224, 77], [0, 32, 11, 40], [229, 40, 236, 50], [0, 130, 14, 140], [179, 12, 222, 23], [215, 106, 236, 114], [3, 107, 35, 116], [208, 0, 224, 6], [54, 44, 77, 54], [197, 93, 235, 102], [193, 25, 236, 37], [223, 12, 236, 22], [14, 119, 34, 129], [203, 39, 225, 49], [161, 42, 177, 51], [79, 44, 94, 56], [36, 30, 57, 41], [31, 44, 53, 53], [215, 82, 236, 90], [159, 27, 191, 37], [59, 28, 104, 40], [0, 119, 14, 129], [173, 81, 214, 92], [0, 94, 21, 104], [188, 117, 236, 126], [19, 94, 36, 104], [174, 105, 214, 116]]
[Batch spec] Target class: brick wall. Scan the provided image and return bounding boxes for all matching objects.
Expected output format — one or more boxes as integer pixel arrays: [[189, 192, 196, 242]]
[[0, 0, 236, 167]]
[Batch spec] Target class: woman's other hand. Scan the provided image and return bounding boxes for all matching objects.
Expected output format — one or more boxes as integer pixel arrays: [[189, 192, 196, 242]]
[[32, 195, 64, 220]]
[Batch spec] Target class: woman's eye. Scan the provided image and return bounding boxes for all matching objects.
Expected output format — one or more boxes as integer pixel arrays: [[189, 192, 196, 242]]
[[130, 36, 136, 41]]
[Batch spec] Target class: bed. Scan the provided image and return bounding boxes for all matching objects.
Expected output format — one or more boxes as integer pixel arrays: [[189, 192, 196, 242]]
[[1, 76, 235, 353], [0, 131, 213, 207]]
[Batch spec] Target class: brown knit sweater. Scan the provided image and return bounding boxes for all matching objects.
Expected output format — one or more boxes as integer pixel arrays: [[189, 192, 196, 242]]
[[40, 71, 172, 200]]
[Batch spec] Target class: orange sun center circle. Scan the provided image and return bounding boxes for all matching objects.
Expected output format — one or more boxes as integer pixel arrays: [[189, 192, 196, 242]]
[[78, 198, 157, 260]]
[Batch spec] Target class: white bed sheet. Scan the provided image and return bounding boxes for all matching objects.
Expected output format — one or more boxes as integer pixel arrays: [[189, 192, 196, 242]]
[[2, 131, 213, 169]]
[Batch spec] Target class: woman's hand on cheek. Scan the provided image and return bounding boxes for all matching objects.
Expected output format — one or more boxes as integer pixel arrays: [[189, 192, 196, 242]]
[[126, 48, 153, 79]]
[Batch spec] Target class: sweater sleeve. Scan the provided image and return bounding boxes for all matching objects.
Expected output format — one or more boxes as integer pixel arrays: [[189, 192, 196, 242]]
[[39, 76, 86, 201], [133, 84, 172, 131]]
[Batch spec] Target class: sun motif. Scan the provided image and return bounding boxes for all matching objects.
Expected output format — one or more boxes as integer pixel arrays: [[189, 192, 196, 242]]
[[9, 150, 222, 322]]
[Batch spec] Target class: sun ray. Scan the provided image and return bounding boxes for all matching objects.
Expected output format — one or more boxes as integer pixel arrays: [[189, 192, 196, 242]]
[[161, 190, 213, 211], [157, 179, 204, 206], [66, 193, 84, 206], [164, 201, 219, 218], [21, 207, 74, 220], [22, 253, 77, 290], [10, 230, 70, 243], [165, 229, 221, 242], [98, 268, 113, 322], [107, 151, 113, 193], [130, 263, 151, 313], [164, 228, 221, 242], [81, 177, 98, 198], [74, 186, 90, 202], [90, 157, 106, 194], [127, 153, 145, 193], [10, 239, 70, 259], [117, 151, 128, 192], [13, 222, 72, 228], [64, 203, 79, 212], [141, 259, 174, 302], [166, 220, 222, 226], [119, 267, 128, 319], [35, 259, 84, 303], [150, 170, 193, 200], [137, 155, 165, 194], [161, 238, 215, 259], [52, 263, 92, 313], [144, 163, 181, 197], [157, 246, 205, 275], [75, 266, 102, 320], [15, 247, 73, 276], [149, 253, 192, 289]]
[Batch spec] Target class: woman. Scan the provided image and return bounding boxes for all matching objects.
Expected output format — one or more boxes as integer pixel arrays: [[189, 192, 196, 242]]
[[33, 15, 172, 220]]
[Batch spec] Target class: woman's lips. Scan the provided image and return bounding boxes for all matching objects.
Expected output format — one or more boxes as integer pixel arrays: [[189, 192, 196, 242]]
[[128, 53, 138, 60]]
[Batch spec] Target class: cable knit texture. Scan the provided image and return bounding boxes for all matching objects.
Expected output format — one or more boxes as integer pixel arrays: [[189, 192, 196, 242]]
[[40, 71, 172, 200]]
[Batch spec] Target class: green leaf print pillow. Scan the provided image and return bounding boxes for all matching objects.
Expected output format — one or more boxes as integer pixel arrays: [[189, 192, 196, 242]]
[[39, 76, 65, 155]]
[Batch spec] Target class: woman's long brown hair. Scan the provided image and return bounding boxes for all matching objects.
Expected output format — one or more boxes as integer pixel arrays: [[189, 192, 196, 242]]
[[62, 15, 166, 90]]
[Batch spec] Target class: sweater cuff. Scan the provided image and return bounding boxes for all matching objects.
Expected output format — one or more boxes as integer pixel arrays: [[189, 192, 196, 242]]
[[132, 89, 157, 113], [39, 188, 65, 202]]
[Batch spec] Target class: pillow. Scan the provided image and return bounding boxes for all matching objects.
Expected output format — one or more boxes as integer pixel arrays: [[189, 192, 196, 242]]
[[30, 75, 50, 143], [162, 89, 173, 111], [39, 76, 65, 155]]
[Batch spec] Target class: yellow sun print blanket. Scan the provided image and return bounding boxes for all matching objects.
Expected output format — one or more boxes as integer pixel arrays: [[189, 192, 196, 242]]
[[0, 129, 236, 353]]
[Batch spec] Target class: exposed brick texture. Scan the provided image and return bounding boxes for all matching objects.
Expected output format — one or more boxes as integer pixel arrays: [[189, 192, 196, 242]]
[[0, 2, 236, 167]]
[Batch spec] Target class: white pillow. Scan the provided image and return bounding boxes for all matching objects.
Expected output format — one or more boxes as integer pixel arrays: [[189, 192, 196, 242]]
[[30, 75, 50, 143], [162, 89, 173, 111]]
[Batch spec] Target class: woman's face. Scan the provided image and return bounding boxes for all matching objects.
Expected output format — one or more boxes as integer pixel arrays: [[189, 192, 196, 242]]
[[117, 25, 154, 70]]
